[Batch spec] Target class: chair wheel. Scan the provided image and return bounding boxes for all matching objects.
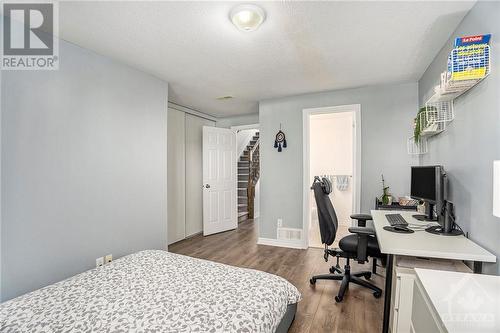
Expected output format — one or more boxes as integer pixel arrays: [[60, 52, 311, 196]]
[[310, 278, 316, 285], [364, 272, 372, 280], [373, 291, 382, 298], [335, 296, 343, 303]]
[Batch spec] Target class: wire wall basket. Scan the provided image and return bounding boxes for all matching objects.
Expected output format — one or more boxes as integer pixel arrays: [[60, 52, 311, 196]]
[[418, 101, 454, 137], [407, 136, 428, 155]]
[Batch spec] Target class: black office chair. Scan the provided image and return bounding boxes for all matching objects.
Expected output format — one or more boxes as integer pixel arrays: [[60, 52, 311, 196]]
[[309, 177, 382, 302]]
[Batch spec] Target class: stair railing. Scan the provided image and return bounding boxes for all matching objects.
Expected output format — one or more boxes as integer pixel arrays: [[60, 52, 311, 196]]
[[247, 139, 260, 219]]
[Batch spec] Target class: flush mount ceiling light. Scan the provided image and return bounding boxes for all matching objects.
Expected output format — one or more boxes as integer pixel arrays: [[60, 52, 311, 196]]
[[230, 4, 266, 32]]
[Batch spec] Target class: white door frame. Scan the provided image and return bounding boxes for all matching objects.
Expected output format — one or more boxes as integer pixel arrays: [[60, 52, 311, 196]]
[[302, 104, 361, 249]]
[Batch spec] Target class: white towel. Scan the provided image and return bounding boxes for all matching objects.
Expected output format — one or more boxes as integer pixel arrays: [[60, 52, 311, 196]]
[[335, 175, 350, 191]]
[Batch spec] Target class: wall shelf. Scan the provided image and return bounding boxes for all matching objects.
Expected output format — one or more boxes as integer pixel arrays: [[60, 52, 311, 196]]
[[428, 78, 485, 102], [408, 40, 490, 155], [429, 44, 490, 103], [428, 44, 490, 103]]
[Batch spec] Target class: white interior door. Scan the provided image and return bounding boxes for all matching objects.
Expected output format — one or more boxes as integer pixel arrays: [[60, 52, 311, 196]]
[[202, 126, 237, 236], [185, 114, 215, 237]]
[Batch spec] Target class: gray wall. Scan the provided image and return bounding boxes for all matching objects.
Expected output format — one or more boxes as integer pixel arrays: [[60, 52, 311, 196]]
[[216, 113, 259, 128], [259, 82, 418, 238], [1, 39, 168, 301], [418, 1, 500, 274]]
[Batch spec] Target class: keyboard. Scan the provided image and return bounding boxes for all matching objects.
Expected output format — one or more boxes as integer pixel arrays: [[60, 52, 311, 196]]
[[385, 214, 409, 226]]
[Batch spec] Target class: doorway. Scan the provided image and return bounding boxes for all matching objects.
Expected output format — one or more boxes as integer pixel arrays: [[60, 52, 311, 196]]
[[231, 124, 260, 224], [303, 105, 361, 248]]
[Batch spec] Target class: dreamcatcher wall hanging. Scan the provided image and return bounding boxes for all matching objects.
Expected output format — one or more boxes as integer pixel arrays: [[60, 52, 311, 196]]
[[273, 124, 287, 152]]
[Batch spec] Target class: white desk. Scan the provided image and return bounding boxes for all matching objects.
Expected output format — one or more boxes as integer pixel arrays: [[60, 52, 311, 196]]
[[371, 209, 496, 333], [372, 210, 496, 262], [414, 268, 500, 332]]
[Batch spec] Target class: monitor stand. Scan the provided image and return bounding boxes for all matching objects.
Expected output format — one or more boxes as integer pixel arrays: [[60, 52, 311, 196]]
[[413, 214, 437, 222], [412, 203, 437, 221], [426, 225, 463, 236]]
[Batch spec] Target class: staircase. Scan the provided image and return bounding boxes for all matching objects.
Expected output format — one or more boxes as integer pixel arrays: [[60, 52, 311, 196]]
[[237, 132, 260, 223]]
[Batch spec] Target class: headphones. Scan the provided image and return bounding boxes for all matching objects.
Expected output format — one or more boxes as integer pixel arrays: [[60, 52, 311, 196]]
[[312, 176, 332, 194]]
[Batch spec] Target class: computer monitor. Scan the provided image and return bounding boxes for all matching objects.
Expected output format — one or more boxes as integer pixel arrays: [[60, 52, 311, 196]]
[[410, 166, 444, 221], [410, 166, 462, 236]]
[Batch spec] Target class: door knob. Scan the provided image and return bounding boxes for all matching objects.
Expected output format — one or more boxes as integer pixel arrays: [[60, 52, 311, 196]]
[[205, 184, 211, 188]]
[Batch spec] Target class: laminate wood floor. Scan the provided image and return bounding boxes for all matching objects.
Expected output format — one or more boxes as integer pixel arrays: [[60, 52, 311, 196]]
[[169, 219, 384, 333]]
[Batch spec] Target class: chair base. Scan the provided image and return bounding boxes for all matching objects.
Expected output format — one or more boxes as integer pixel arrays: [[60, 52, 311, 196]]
[[310, 261, 382, 302]]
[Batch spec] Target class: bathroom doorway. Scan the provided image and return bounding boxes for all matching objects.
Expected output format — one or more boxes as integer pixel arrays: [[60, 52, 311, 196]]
[[303, 105, 361, 248]]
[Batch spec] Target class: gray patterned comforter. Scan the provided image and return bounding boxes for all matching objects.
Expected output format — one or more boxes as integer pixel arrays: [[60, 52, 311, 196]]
[[0, 250, 301, 333]]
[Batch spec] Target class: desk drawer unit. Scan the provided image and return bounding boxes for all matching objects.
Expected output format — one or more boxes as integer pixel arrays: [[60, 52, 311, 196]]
[[391, 257, 470, 333], [410, 278, 446, 333], [393, 269, 416, 333]]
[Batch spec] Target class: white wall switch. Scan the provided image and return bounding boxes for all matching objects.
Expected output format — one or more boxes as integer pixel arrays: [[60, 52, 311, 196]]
[[96, 257, 104, 268], [277, 218, 283, 228], [105, 254, 113, 264]]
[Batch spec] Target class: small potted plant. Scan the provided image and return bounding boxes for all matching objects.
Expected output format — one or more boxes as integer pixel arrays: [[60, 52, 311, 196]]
[[380, 175, 392, 205]]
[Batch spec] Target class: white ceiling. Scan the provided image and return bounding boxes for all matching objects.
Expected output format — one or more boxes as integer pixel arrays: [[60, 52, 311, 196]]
[[59, 1, 475, 117]]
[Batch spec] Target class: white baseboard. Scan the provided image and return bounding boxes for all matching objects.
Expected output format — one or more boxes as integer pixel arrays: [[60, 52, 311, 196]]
[[257, 237, 306, 249]]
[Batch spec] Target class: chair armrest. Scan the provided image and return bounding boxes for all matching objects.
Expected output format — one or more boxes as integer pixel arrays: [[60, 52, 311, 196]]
[[348, 227, 375, 263], [350, 214, 372, 227], [350, 214, 372, 220], [348, 227, 375, 235]]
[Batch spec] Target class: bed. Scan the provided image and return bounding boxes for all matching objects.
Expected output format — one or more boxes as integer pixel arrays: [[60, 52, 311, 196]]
[[0, 250, 301, 332]]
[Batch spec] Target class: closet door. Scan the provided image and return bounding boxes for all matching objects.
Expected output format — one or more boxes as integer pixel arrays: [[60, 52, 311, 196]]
[[185, 114, 215, 237], [167, 108, 186, 244]]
